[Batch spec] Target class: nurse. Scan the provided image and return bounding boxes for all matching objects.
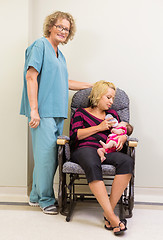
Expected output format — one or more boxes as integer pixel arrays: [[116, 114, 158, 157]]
[[20, 11, 91, 214]]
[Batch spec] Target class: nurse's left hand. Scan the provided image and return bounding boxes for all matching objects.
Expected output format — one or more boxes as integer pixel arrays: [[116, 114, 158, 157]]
[[29, 109, 40, 128]]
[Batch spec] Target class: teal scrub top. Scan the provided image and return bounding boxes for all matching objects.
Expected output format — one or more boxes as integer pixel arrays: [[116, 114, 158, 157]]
[[20, 37, 69, 118]]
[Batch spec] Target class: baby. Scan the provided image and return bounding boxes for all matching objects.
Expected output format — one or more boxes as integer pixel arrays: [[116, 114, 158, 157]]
[[97, 114, 129, 162]]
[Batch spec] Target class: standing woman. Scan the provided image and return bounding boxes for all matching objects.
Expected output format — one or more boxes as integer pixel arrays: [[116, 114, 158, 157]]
[[20, 11, 91, 215]]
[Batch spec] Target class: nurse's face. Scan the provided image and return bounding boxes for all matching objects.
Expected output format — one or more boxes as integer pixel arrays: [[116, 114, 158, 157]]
[[49, 18, 70, 44]]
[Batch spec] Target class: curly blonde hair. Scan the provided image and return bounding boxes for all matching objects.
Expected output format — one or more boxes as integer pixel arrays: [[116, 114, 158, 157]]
[[43, 11, 76, 44], [89, 80, 116, 108]]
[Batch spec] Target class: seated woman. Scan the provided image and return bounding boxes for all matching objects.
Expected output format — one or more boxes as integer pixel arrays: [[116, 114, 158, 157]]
[[70, 80, 134, 236]]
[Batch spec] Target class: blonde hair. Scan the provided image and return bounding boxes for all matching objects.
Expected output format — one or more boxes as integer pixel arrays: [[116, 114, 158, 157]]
[[43, 11, 76, 44], [89, 80, 116, 108]]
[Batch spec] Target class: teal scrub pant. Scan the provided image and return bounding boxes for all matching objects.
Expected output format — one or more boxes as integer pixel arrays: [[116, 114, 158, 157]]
[[29, 117, 64, 208]]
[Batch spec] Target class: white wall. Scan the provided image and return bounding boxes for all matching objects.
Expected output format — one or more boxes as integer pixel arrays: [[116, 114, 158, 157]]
[[0, 0, 29, 200], [29, 0, 163, 190], [1, 0, 163, 202]]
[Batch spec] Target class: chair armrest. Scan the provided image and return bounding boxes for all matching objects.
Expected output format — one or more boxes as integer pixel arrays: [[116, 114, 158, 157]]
[[57, 135, 71, 161], [57, 135, 70, 145], [127, 137, 138, 148], [128, 141, 138, 147], [57, 136, 70, 209]]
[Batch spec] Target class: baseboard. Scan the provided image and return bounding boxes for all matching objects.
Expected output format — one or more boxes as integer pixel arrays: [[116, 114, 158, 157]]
[[1, 185, 163, 204], [0, 186, 29, 203], [134, 187, 163, 203]]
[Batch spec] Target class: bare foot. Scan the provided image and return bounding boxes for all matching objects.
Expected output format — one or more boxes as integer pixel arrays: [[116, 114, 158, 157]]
[[101, 156, 106, 163]]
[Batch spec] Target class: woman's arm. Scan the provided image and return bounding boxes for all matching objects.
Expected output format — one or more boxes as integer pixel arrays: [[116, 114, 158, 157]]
[[116, 123, 133, 151], [77, 119, 116, 140], [68, 80, 93, 90], [26, 67, 40, 128], [77, 125, 100, 140]]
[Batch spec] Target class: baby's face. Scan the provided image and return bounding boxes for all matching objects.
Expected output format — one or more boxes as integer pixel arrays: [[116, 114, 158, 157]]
[[111, 127, 125, 135], [117, 121, 127, 128]]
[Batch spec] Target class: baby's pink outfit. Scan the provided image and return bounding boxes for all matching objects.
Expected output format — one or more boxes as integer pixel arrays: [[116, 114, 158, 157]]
[[105, 126, 127, 154]]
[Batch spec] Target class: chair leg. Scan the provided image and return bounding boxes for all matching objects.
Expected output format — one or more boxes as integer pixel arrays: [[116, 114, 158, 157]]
[[66, 176, 76, 222], [66, 201, 76, 222], [60, 184, 68, 216], [58, 169, 68, 215], [58, 145, 67, 213], [124, 176, 134, 218], [125, 145, 135, 218], [64, 174, 80, 221], [119, 195, 124, 220], [128, 176, 134, 217]]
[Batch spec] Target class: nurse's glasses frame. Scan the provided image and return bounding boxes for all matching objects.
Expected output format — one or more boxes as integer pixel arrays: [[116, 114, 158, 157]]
[[54, 25, 70, 34]]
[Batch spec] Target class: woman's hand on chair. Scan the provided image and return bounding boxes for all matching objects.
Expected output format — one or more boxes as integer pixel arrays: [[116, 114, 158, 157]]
[[116, 135, 127, 151]]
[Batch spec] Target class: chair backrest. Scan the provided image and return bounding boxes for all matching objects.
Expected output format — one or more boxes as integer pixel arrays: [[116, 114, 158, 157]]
[[71, 87, 130, 122]]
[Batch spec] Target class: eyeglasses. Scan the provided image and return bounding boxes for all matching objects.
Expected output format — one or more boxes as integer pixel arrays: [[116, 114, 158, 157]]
[[54, 25, 70, 34]]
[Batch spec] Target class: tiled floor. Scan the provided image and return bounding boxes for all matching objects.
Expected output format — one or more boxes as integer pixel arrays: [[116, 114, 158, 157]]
[[1, 202, 163, 240]]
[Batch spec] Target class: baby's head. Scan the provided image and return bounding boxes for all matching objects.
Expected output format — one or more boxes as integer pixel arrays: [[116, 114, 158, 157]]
[[111, 122, 127, 135], [116, 121, 128, 128], [111, 121, 132, 135]]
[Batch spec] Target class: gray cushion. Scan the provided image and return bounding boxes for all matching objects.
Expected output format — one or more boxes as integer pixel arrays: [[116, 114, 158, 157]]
[[71, 88, 92, 117], [71, 87, 130, 122], [63, 162, 116, 176]]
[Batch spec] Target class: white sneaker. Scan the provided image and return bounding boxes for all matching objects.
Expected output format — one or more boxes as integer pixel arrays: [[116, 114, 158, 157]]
[[29, 201, 39, 207]]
